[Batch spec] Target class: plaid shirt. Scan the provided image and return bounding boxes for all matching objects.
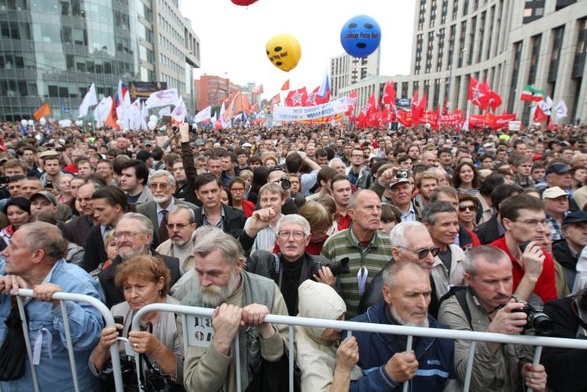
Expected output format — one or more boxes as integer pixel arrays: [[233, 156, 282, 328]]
[[546, 212, 564, 241]]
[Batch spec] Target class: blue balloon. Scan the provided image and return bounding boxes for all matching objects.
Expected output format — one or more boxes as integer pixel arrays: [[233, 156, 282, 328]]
[[340, 15, 381, 58]]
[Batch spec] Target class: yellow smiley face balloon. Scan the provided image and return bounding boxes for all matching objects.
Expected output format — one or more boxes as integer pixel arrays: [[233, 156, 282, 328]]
[[265, 34, 302, 72]]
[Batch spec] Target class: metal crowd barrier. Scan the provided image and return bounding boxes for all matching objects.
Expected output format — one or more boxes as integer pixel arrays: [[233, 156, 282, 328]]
[[133, 303, 587, 392], [0, 289, 125, 392]]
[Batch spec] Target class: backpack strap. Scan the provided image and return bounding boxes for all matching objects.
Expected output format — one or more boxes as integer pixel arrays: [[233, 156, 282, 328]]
[[439, 286, 474, 330]]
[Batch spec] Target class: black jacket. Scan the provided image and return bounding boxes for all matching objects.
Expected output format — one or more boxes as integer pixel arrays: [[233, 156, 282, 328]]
[[194, 204, 246, 239], [473, 214, 502, 245], [80, 225, 108, 273], [63, 215, 95, 248], [541, 293, 587, 392], [247, 250, 336, 315], [98, 250, 181, 309], [553, 240, 579, 291]]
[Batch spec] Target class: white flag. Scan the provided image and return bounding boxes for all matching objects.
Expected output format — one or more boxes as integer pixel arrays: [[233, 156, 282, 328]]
[[159, 107, 171, 117], [78, 83, 98, 117], [538, 96, 554, 115], [171, 96, 187, 123], [219, 102, 231, 129], [129, 99, 143, 130], [554, 100, 568, 119], [93, 96, 112, 127], [194, 105, 212, 123], [145, 88, 179, 108]]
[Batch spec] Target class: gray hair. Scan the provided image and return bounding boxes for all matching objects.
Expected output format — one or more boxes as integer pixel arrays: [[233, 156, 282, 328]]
[[192, 227, 245, 266], [19, 222, 68, 263], [148, 170, 176, 187], [389, 221, 428, 248], [276, 214, 311, 235], [168, 204, 195, 223], [116, 212, 154, 234], [382, 260, 428, 290], [328, 157, 345, 168], [462, 245, 511, 277], [422, 201, 457, 225]]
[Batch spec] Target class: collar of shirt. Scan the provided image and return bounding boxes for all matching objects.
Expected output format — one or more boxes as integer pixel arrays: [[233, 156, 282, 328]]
[[156, 198, 176, 215]]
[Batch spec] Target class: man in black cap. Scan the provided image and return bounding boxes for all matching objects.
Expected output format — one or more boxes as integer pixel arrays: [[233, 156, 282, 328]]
[[543, 162, 572, 194], [553, 210, 587, 293]]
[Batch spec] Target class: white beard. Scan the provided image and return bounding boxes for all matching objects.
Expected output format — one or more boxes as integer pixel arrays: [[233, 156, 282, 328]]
[[390, 306, 430, 328], [199, 270, 240, 307]]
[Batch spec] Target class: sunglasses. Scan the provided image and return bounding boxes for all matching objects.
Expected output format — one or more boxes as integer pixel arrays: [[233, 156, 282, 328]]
[[397, 246, 440, 260], [459, 205, 476, 212]]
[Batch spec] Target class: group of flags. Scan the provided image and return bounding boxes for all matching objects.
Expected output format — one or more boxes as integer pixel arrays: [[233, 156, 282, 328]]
[[28, 72, 571, 132]]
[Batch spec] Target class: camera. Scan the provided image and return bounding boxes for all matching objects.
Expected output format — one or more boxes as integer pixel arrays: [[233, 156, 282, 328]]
[[395, 169, 409, 179], [279, 178, 291, 191], [310, 257, 350, 277], [512, 302, 553, 335]]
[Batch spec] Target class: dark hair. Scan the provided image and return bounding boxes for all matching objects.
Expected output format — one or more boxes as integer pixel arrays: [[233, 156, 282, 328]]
[[91, 185, 131, 212], [4, 197, 31, 215], [479, 174, 506, 196], [500, 193, 544, 223], [317, 167, 338, 185], [452, 162, 480, 189], [250, 166, 270, 195], [490, 184, 523, 212], [194, 172, 222, 191], [285, 152, 303, 173], [120, 159, 149, 185], [381, 203, 402, 223], [151, 146, 164, 161]]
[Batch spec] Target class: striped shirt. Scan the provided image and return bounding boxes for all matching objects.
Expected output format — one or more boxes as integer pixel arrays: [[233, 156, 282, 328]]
[[321, 227, 392, 318]]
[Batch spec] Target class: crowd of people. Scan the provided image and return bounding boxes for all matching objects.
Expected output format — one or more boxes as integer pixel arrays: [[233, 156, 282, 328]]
[[0, 119, 586, 391]]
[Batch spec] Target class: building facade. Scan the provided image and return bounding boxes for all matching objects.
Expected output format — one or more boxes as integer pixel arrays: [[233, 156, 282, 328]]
[[339, 0, 586, 124], [0, 0, 200, 121], [330, 48, 381, 99]]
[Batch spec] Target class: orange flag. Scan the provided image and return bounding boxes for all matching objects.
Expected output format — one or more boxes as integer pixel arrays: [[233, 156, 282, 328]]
[[281, 80, 290, 91], [33, 103, 51, 120]]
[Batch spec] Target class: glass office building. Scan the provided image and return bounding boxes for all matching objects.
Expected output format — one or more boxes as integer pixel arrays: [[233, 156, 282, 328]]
[[0, 0, 200, 121]]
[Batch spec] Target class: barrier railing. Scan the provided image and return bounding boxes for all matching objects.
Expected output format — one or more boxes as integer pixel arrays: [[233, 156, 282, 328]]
[[132, 303, 587, 392], [0, 289, 125, 392]]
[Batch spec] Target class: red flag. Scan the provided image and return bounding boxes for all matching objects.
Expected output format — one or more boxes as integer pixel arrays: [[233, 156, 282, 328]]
[[488, 89, 503, 112], [285, 87, 308, 107], [361, 94, 377, 117], [270, 93, 281, 105], [468, 77, 490, 109], [534, 105, 548, 123], [396, 109, 413, 127], [412, 92, 427, 125], [411, 90, 419, 113], [381, 81, 396, 106], [281, 80, 290, 91]]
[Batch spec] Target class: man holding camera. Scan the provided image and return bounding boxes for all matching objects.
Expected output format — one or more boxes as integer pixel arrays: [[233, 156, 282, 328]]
[[247, 214, 339, 315], [371, 167, 417, 222], [437, 246, 548, 392]]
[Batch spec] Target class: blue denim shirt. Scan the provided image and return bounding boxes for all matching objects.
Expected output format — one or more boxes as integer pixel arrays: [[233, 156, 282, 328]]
[[0, 259, 104, 392]]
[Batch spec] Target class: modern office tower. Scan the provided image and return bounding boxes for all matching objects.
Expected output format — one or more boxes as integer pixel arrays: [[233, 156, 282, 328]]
[[337, 0, 586, 123], [0, 0, 200, 121]]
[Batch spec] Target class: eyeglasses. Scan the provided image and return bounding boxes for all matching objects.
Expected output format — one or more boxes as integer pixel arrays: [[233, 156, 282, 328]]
[[166, 223, 192, 229], [114, 231, 144, 240], [149, 183, 169, 190], [458, 205, 476, 212], [397, 246, 440, 260], [515, 219, 547, 227], [278, 230, 306, 241]]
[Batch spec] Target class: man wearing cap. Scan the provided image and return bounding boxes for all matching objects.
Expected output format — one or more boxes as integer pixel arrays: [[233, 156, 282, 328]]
[[542, 162, 572, 195], [553, 211, 587, 292], [30, 191, 58, 216], [543, 186, 570, 242], [388, 170, 417, 222]]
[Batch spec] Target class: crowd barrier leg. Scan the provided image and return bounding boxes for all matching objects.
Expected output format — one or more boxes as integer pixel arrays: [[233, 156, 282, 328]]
[[15, 289, 125, 392], [16, 295, 40, 392], [463, 341, 477, 391], [402, 335, 414, 392], [527, 346, 543, 392]]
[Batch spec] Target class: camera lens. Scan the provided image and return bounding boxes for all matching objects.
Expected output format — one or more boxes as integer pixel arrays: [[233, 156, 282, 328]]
[[280, 178, 291, 191]]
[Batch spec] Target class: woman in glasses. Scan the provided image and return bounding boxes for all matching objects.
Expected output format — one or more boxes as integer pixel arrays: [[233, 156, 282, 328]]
[[90, 255, 183, 390], [457, 193, 480, 230]]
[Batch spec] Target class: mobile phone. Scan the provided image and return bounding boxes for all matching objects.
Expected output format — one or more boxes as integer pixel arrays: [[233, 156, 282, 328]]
[[519, 241, 530, 253], [113, 316, 124, 336]]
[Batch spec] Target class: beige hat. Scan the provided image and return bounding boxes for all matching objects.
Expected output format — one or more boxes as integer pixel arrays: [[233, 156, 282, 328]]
[[38, 150, 59, 159], [542, 186, 568, 200]]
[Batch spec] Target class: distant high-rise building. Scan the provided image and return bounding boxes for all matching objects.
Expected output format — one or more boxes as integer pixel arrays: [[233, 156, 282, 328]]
[[338, 0, 586, 123], [0, 0, 200, 121], [330, 48, 381, 98]]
